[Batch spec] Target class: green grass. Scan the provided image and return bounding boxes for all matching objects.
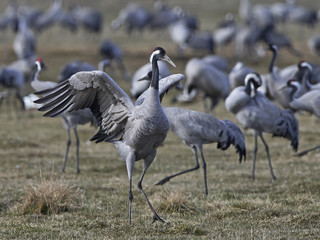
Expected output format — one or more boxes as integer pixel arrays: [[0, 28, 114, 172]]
[[0, 0, 320, 239]]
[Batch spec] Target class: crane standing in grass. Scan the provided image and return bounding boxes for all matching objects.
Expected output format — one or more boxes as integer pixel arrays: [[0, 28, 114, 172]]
[[286, 79, 320, 156], [31, 58, 96, 174], [35, 47, 184, 224], [225, 72, 299, 181], [155, 107, 246, 195]]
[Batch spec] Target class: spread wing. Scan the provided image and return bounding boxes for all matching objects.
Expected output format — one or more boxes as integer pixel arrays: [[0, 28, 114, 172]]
[[135, 74, 184, 106], [35, 70, 134, 142]]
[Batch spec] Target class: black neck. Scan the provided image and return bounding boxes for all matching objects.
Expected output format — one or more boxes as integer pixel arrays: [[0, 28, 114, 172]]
[[245, 79, 253, 95], [289, 84, 298, 100], [150, 58, 159, 90], [268, 48, 277, 73]]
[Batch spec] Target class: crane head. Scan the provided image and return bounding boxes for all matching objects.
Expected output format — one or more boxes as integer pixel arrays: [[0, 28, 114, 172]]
[[298, 60, 312, 71], [35, 58, 46, 70], [286, 78, 300, 88], [150, 47, 176, 68]]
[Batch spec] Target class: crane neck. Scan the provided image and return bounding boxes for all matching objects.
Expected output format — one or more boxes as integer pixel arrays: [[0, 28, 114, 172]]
[[244, 78, 255, 96], [302, 68, 313, 90], [289, 82, 301, 100], [268, 48, 277, 74], [150, 58, 160, 91], [33, 62, 42, 82]]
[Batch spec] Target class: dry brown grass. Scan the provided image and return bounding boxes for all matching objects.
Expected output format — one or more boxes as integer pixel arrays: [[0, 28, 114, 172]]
[[12, 176, 84, 215], [152, 190, 199, 214]]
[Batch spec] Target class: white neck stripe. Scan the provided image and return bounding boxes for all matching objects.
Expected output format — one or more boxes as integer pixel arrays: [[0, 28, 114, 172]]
[[150, 50, 160, 63]]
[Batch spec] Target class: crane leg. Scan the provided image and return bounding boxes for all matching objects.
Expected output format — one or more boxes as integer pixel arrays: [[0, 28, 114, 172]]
[[155, 145, 200, 186], [138, 151, 165, 224], [260, 134, 276, 180], [62, 128, 71, 173], [125, 152, 135, 225], [16, 90, 25, 111], [199, 147, 208, 195], [252, 133, 258, 181], [6, 93, 12, 119], [74, 128, 80, 174], [293, 145, 320, 157]]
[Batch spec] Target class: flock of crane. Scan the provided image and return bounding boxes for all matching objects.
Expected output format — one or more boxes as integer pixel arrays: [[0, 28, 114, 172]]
[[0, 0, 319, 224]]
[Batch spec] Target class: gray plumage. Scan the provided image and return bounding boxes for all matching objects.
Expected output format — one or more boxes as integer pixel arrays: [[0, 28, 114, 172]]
[[183, 57, 230, 112], [57, 60, 96, 83], [111, 3, 150, 34], [213, 13, 237, 48], [286, 79, 320, 118], [229, 61, 254, 90], [155, 107, 246, 195], [34, 47, 182, 224], [31, 58, 57, 92], [225, 72, 299, 181], [262, 44, 296, 110], [308, 36, 320, 56], [148, 2, 180, 30], [294, 61, 320, 91], [70, 4, 102, 33], [262, 27, 302, 57], [0, 66, 25, 113], [99, 39, 131, 82], [6, 57, 38, 83], [201, 55, 229, 72], [0, 2, 18, 31], [285, 79, 320, 156], [185, 31, 215, 54], [130, 61, 170, 99], [13, 11, 36, 59], [34, 0, 62, 31], [286, 3, 318, 27]]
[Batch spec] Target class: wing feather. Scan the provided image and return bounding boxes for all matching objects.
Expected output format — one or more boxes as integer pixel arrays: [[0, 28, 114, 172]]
[[36, 70, 134, 141]]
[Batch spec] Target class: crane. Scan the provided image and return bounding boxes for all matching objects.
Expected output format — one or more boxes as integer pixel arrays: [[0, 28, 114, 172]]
[[225, 72, 299, 181], [155, 107, 246, 195], [99, 39, 131, 82], [182, 57, 230, 112], [286, 79, 320, 156], [30, 58, 96, 174], [34, 47, 183, 224], [0, 65, 25, 117], [13, 10, 36, 59]]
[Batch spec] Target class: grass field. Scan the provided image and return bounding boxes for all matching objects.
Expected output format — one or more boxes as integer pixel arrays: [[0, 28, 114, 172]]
[[0, 0, 320, 239]]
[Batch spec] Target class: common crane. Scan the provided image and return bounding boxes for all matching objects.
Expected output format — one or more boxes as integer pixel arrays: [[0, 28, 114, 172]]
[[31, 58, 96, 174], [225, 72, 299, 181], [34, 47, 183, 224], [13, 10, 36, 59], [31, 58, 56, 91], [155, 107, 246, 195], [99, 39, 131, 82], [0, 66, 25, 116], [286, 79, 320, 156], [183, 57, 230, 112], [111, 2, 150, 34]]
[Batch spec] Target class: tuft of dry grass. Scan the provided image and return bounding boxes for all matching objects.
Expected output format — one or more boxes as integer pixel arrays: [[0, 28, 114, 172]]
[[12, 177, 84, 215], [152, 190, 199, 214]]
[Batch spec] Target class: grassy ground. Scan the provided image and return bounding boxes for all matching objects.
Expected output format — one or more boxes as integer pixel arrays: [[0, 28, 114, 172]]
[[0, 0, 320, 239]]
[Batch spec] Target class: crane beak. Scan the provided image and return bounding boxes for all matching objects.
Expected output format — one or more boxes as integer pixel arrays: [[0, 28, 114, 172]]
[[162, 54, 176, 68]]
